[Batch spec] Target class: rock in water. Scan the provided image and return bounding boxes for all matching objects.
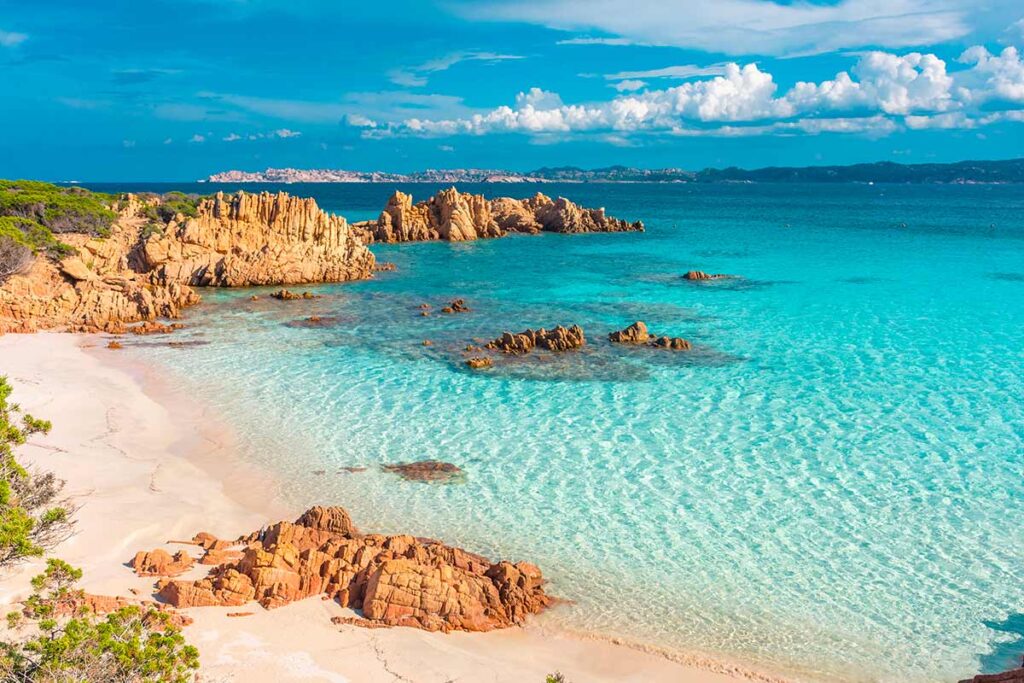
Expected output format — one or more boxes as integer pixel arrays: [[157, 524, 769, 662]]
[[153, 505, 552, 632], [352, 188, 642, 244], [486, 325, 586, 354], [608, 321, 650, 344], [683, 270, 730, 281], [382, 460, 465, 483]]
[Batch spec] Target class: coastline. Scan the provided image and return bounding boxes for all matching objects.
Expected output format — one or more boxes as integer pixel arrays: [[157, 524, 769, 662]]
[[0, 332, 779, 683]]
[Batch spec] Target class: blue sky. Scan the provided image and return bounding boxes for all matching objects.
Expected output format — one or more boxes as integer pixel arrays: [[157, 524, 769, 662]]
[[1, 0, 1023, 179]]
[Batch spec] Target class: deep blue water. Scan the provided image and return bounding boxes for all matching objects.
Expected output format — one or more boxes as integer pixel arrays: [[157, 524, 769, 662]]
[[87, 182, 1024, 682]]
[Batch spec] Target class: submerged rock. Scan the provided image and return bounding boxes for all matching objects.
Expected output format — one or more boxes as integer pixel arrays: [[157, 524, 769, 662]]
[[609, 321, 692, 351], [486, 325, 586, 354], [441, 298, 470, 313], [382, 460, 465, 483], [153, 505, 551, 632], [465, 357, 493, 370]]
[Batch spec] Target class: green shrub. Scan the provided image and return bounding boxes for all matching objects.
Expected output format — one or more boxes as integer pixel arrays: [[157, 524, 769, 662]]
[[1, 559, 200, 682], [0, 180, 116, 237], [0, 376, 74, 567]]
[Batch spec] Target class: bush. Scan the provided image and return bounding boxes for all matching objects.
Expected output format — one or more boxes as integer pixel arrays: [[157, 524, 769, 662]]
[[1, 559, 200, 682], [0, 180, 116, 237], [0, 236, 33, 283], [0, 376, 74, 567]]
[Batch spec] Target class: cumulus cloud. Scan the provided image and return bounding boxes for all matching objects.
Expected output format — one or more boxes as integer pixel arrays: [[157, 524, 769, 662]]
[[388, 51, 524, 87], [614, 79, 647, 92], [0, 29, 27, 48], [456, 0, 1002, 57], [373, 46, 1024, 139]]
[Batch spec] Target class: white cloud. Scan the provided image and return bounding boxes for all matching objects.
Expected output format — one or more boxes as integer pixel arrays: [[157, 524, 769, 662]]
[[614, 79, 647, 92], [272, 128, 301, 138], [223, 133, 242, 142], [373, 46, 1024, 139], [457, 0, 1010, 57], [606, 63, 729, 81], [189, 134, 206, 143], [388, 51, 524, 87], [0, 29, 27, 47]]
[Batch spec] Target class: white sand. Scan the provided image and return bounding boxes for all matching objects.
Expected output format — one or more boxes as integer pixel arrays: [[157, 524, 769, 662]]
[[0, 333, 772, 683]]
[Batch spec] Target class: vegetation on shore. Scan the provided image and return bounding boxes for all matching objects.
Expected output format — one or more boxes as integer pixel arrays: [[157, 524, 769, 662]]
[[0, 377, 200, 681]]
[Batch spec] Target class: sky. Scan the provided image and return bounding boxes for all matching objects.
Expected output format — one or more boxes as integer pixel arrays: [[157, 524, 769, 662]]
[[1, 0, 1023, 180]]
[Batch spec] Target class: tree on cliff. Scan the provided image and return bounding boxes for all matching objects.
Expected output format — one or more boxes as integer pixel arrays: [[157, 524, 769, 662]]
[[0, 376, 74, 566], [1, 559, 199, 682]]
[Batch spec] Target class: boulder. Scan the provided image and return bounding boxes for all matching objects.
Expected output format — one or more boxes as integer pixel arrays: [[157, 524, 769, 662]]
[[131, 549, 194, 577], [608, 321, 649, 344], [683, 270, 730, 281], [486, 325, 585, 354], [154, 506, 551, 633]]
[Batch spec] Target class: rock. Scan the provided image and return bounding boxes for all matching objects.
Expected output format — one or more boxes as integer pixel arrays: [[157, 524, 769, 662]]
[[352, 188, 641, 244], [959, 665, 1024, 683], [1, 189, 374, 334], [200, 547, 245, 565], [441, 298, 470, 314], [609, 321, 691, 350], [131, 548, 195, 577], [608, 321, 649, 344], [374, 261, 398, 272], [339, 466, 367, 473], [485, 325, 585, 354], [270, 289, 301, 300], [683, 270, 730, 281], [652, 336, 692, 350], [106, 340, 123, 349], [127, 321, 183, 335], [381, 460, 465, 484], [465, 357, 493, 370], [154, 506, 551, 633]]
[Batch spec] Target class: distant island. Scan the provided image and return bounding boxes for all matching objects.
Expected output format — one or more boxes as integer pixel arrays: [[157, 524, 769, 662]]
[[206, 158, 1024, 185]]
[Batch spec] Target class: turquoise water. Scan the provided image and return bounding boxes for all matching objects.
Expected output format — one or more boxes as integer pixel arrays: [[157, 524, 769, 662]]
[[97, 182, 1024, 682]]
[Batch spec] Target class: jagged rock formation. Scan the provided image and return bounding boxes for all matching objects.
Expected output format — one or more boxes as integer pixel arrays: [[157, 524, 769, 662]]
[[152, 506, 551, 633], [960, 665, 1024, 683], [352, 188, 643, 244], [0, 191, 375, 333], [486, 325, 586, 354], [142, 192, 373, 287], [609, 321, 692, 350]]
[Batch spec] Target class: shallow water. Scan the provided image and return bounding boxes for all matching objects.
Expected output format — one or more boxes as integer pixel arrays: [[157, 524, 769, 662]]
[[93, 182, 1024, 682]]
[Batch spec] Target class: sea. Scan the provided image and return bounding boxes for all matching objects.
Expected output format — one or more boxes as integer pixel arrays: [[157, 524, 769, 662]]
[[84, 181, 1024, 682]]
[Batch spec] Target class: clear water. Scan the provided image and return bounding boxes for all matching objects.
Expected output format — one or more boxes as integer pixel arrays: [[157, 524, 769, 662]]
[[92, 182, 1024, 682]]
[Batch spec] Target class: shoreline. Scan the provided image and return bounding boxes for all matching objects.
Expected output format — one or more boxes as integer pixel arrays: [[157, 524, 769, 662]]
[[0, 332, 786, 683]]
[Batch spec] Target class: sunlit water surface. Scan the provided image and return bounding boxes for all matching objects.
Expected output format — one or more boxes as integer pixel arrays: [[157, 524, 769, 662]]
[[90, 182, 1024, 682]]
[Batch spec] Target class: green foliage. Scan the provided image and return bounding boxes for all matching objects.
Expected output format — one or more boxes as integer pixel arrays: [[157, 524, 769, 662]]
[[0, 180, 116, 237], [0, 376, 74, 567], [546, 673, 567, 683], [2, 559, 200, 682]]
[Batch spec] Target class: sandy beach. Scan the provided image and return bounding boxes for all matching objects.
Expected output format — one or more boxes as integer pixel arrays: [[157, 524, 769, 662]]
[[0, 333, 762, 683]]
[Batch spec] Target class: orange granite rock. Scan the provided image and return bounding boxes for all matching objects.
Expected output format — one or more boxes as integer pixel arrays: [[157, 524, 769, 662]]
[[352, 188, 642, 244], [131, 549, 195, 577], [154, 506, 551, 633], [609, 321, 692, 350], [486, 325, 585, 354]]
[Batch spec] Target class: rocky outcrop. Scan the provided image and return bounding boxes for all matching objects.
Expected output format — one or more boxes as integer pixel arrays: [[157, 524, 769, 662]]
[[153, 506, 551, 633], [465, 357, 493, 370], [608, 321, 692, 350], [352, 189, 642, 244], [142, 192, 374, 287], [131, 549, 195, 577], [0, 191, 376, 333], [486, 325, 586, 354], [441, 298, 470, 313]]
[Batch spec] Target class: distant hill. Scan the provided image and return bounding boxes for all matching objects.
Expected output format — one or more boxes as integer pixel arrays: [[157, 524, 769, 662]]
[[206, 158, 1024, 184]]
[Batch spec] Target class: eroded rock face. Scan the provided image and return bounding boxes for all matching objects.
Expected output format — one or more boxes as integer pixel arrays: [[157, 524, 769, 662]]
[[154, 506, 551, 633], [143, 192, 374, 287], [0, 191, 376, 333], [353, 189, 642, 244], [486, 325, 586, 354]]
